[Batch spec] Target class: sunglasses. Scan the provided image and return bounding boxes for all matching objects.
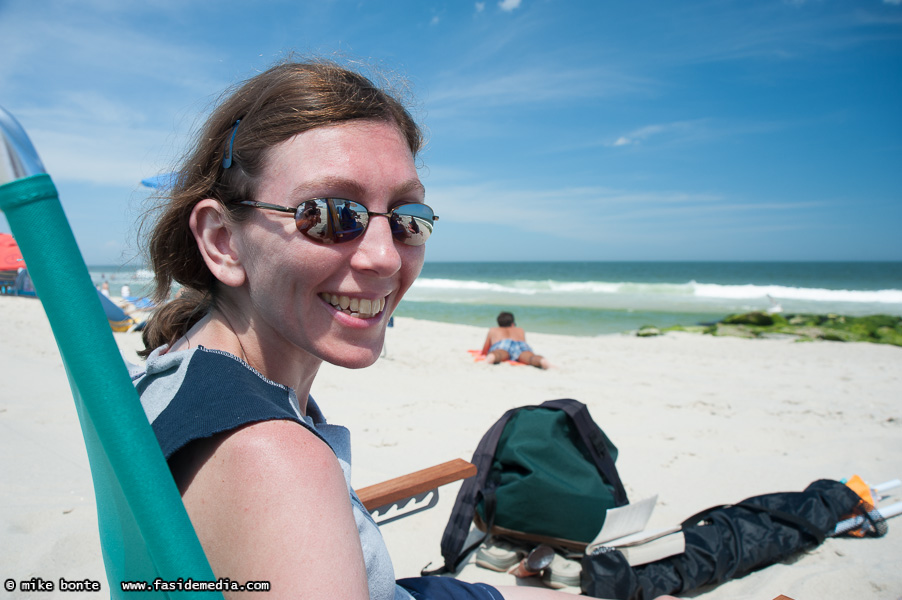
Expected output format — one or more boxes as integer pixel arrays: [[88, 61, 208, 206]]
[[237, 198, 438, 246]]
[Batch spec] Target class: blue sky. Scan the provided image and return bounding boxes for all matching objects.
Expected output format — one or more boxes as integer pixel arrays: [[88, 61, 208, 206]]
[[1, 0, 900, 264]]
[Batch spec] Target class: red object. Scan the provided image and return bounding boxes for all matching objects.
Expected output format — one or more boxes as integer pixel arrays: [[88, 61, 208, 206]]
[[467, 349, 525, 366], [0, 233, 26, 271]]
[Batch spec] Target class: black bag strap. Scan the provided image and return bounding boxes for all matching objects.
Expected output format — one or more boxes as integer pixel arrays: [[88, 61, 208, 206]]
[[430, 486, 500, 577], [424, 405, 521, 575], [540, 399, 629, 506]]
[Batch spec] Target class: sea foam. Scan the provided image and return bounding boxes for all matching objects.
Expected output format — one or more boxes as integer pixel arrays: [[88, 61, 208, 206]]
[[412, 278, 902, 304]]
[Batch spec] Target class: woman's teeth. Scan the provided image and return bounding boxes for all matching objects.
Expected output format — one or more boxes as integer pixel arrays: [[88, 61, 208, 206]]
[[320, 293, 386, 319]]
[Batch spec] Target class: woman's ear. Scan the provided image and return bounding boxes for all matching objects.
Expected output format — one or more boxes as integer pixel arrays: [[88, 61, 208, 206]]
[[189, 199, 246, 288]]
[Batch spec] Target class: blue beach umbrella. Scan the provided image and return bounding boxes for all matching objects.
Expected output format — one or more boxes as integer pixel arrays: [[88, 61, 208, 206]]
[[140, 172, 178, 190]]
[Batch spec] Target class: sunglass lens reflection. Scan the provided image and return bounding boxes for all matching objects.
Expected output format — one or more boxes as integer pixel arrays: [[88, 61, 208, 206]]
[[331, 200, 367, 242], [296, 200, 327, 240], [390, 206, 433, 246], [295, 199, 366, 244], [295, 199, 433, 246]]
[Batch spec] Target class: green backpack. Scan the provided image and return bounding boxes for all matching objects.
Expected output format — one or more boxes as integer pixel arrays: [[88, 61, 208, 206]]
[[429, 399, 628, 574]]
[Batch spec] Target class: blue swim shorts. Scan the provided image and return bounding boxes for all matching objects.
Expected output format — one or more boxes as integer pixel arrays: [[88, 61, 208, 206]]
[[397, 577, 503, 600], [488, 339, 533, 362]]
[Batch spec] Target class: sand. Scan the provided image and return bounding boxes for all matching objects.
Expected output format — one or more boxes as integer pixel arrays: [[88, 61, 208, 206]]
[[1, 294, 900, 599]]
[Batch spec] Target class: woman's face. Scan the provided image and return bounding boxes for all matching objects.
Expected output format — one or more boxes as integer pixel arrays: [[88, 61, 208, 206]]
[[230, 120, 426, 370]]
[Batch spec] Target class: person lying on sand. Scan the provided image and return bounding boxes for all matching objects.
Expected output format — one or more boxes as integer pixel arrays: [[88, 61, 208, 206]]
[[482, 311, 550, 369]]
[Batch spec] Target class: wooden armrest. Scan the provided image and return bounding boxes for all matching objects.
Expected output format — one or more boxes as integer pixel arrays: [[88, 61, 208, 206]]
[[356, 458, 477, 512]]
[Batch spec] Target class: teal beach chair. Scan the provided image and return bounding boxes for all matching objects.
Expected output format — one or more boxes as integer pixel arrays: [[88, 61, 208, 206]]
[[0, 106, 221, 598]]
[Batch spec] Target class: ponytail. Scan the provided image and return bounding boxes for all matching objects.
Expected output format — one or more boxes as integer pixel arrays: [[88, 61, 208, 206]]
[[139, 289, 212, 359]]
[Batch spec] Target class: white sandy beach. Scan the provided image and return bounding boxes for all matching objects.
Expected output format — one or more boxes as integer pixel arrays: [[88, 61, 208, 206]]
[[1, 294, 900, 599]]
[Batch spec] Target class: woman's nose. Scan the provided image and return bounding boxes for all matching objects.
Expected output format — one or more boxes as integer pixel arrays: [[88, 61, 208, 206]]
[[349, 214, 402, 277]]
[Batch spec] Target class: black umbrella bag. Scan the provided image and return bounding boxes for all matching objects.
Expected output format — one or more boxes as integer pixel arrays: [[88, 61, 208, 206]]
[[581, 479, 874, 600]]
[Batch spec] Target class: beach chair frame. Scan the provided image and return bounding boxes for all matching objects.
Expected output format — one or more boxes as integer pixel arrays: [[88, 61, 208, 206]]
[[1, 173, 220, 598]]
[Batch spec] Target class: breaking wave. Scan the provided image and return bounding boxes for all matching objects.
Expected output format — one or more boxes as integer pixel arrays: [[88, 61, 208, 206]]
[[407, 277, 902, 315]]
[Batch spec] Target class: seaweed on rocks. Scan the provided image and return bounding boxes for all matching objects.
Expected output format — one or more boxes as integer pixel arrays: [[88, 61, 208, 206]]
[[692, 313, 902, 346]]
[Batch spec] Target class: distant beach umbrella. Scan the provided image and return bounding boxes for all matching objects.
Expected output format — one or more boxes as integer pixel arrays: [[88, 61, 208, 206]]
[[140, 172, 178, 190], [0, 232, 25, 270]]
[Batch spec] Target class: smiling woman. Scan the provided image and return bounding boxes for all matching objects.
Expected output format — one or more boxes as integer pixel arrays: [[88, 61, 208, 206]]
[[132, 58, 664, 600], [133, 60, 433, 599], [138, 61, 425, 360]]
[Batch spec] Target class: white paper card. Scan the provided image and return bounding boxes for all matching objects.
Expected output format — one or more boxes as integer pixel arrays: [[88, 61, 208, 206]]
[[588, 494, 658, 548]]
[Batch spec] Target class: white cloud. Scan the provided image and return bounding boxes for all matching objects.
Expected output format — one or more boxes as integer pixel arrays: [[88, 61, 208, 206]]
[[428, 66, 651, 116], [608, 121, 703, 148], [499, 0, 522, 12], [421, 167, 827, 247], [475, 2, 486, 12], [28, 124, 181, 188], [425, 180, 717, 241], [883, 0, 902, 5], [0, 5, 231, 187], [14, 94, 187, 187], [0, 7, 222, 101]]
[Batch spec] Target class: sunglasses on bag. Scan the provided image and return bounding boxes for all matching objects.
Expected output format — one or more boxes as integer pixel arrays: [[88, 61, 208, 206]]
[[237, 198, 438, 246]]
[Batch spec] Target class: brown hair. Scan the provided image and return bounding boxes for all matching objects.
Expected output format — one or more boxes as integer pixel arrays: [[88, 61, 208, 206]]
[[497, 312, 515, 327], [139, 59, 423, 357]]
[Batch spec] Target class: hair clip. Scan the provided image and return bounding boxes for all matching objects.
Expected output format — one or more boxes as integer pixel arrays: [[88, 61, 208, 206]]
[[222, 119, 241, 169]]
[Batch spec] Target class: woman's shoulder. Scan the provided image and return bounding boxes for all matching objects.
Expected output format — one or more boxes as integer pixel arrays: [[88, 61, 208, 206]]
[[176, 416, 371, 599], [135, 345, 314, 460], [207, 419, 337, 470], [183, 419, 337, 487], [139, 345, 291, 392]]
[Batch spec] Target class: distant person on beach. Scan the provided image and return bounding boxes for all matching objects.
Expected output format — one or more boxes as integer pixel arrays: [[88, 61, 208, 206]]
[[131, 59, 620, 600], [482, 311, 550, 369], [14, 267, 34, 295]]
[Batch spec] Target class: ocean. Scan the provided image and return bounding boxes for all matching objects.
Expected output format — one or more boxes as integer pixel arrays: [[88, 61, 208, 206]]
[[89, 261, 902, 337]]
